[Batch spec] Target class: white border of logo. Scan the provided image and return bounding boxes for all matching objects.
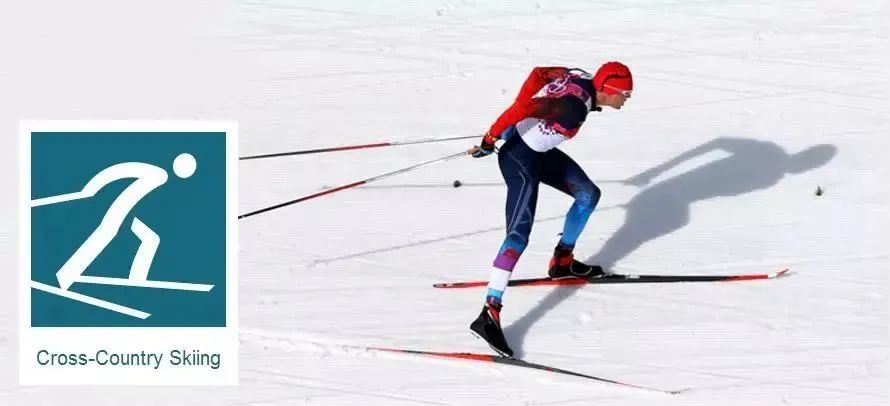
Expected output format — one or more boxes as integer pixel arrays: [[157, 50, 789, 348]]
[[19, 121, 238, 385]]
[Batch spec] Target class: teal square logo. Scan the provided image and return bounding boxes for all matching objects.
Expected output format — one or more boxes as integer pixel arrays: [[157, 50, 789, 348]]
[[30, 131, 228, 327]]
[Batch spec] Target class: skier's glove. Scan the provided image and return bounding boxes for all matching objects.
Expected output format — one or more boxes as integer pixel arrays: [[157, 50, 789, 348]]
[[470, 133, 496, 158]]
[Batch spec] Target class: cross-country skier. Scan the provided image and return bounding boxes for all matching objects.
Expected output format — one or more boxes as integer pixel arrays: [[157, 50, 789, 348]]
[[467, 62, 633, 357]]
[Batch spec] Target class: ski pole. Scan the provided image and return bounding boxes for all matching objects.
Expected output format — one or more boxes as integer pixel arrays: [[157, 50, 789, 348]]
[[239, 148, 474, 219], [240, 134, 480, 161]]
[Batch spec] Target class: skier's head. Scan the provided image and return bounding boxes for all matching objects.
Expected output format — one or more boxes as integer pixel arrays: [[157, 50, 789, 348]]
[[173, 153, 197, 178], [786, 144, 836, 174], [593, 61, 633, 110]]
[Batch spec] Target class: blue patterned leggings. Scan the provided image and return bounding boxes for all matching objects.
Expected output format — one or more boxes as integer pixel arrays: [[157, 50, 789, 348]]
[[492, 131, 601, 271]]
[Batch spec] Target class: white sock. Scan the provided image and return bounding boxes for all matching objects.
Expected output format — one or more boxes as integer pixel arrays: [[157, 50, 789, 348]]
[[485, 266, 512, 304]]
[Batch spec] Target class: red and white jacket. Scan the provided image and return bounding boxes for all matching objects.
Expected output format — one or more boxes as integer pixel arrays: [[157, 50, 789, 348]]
[[485, 67, 597, 152]]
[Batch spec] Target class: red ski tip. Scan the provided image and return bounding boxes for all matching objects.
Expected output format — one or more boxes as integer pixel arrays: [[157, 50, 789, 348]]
[[725, 268, 790, 282], [369, 346, 495, 362]]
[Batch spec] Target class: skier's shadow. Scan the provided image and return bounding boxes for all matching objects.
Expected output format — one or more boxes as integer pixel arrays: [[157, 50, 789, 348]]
[[503, 137, 837, 357]]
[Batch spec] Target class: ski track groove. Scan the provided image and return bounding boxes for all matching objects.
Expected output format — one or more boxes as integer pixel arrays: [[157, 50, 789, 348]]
[[575, 287, 883, 332], [521, 350, 887, 400], [241, 368, 453, 405]]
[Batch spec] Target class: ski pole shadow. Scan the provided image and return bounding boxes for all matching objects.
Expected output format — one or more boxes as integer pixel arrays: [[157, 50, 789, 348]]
[[308, 206, 623, 267], [503, 137, 837, 357]]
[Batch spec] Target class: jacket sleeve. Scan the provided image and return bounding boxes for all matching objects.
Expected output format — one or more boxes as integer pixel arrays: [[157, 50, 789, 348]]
[[485, 67, 569, 143]]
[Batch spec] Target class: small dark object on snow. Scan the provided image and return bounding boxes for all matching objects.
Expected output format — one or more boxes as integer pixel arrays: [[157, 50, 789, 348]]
[[453, 180, 462, 188], [815, 186, 823, 196]]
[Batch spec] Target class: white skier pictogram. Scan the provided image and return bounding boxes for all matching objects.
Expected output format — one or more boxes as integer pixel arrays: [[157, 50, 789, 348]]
[[30, 153, 213, 319]]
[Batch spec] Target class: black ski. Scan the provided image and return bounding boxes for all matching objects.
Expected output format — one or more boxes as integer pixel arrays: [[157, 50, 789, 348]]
[[434, 269, 789, 289]]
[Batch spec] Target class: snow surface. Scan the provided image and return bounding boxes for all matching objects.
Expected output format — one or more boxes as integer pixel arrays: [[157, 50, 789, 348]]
[[1, 0, 888, 404]]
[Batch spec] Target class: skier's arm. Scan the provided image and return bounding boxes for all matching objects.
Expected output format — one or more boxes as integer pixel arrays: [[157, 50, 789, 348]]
[[472, 67, 571, 158], [486, 66, 570, 142], [626, 138, 726, 185], [514, 66, 571, 102], [473, 98, 558, 158]]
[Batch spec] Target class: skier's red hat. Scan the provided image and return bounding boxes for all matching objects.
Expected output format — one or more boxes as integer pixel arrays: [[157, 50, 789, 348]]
[[593, 61, 633, 95]]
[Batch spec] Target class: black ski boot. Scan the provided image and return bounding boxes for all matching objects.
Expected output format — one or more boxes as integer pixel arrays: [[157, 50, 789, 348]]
[[548, 245, 606, 279], [469, 301, 514, 358]]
